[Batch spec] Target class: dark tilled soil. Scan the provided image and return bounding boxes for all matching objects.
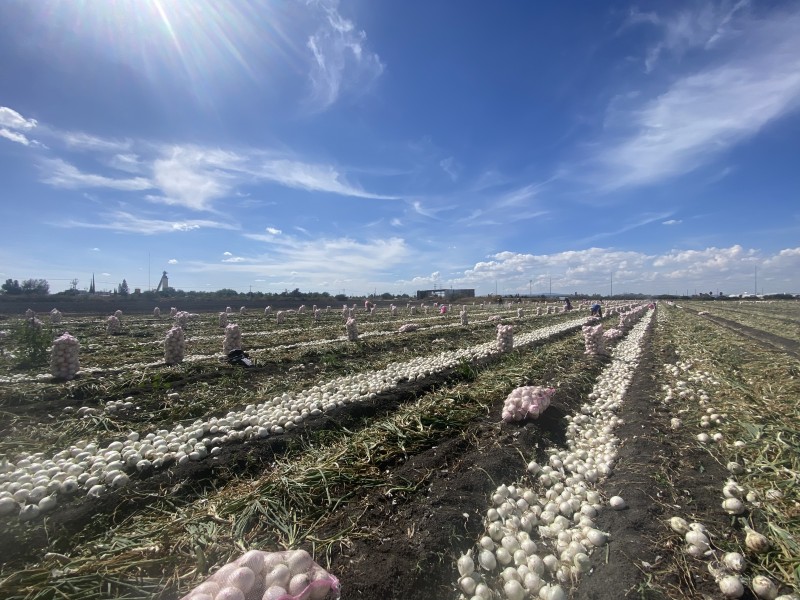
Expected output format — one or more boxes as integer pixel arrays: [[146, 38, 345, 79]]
[[4, 312, 764, 599]]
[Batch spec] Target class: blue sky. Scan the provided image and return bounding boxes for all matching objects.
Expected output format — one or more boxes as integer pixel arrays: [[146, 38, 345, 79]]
[[1, 0, 798, 296]]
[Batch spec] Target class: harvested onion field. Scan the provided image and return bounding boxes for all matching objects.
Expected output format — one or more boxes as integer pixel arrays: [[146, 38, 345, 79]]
[[0, 300, 798, 600]]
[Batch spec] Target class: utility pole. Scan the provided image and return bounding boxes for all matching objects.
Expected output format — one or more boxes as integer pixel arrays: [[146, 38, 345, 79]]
[[529, 279, 532, 297], [610, 272, 613, 298], [754, 265, 758, 296], [549, 275, 551, 296]]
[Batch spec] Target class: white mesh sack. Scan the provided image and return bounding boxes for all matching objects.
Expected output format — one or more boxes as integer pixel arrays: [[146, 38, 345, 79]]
[[180, 549, 340, 600]]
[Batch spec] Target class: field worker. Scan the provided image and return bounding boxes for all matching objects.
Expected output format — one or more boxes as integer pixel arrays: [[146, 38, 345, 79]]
[[564, 298, 572, 311], [590, 302, 603, 318], [439, 304, 448, 315]]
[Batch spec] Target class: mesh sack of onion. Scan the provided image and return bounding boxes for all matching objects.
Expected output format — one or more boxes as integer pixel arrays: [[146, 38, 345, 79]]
[[180, 549, 340, 600]]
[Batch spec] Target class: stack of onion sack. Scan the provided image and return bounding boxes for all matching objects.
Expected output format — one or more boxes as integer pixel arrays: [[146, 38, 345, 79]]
[[460, 310, 468, 325], [496, 324, 513, 352], [224, 323, 243, 354], [345, 317, 358, 341], [602, 327, 623, 341], [50, 332, 79, 380], [50, 308, 63, 324], [107, 315, 121, 335], [165, 326, 185, 365], [582, 324, 607, 356], [180, 549, 340, 600], [154, 307, 161, 317], [501, 385, 555, 422], [398, 323, 419, 333]]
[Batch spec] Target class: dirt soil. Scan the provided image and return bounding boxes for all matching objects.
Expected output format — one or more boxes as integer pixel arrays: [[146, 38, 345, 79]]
[[3, 312, 762, 599]]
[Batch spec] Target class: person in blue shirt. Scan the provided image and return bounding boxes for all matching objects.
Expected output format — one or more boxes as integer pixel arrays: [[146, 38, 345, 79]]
[[590, 302, 603, 317]]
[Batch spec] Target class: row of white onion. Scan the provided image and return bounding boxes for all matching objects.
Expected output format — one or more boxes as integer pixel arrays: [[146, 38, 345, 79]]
[[655, 310, 793, 600], [0, 315, 593, 522], [455, 306, 652, 600], [0, 306, 564, 385]]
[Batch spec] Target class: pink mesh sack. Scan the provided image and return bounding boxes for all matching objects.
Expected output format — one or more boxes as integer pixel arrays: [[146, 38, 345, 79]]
[[181, 549, 340, 600]]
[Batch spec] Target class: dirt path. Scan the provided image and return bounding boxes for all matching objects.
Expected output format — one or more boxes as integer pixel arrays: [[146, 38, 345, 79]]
[[685, 308, 800, 359]]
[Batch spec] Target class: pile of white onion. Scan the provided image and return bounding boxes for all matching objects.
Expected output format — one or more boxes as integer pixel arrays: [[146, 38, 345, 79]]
[[219, 312, 228, 328], [154, 307, 161, 318], [276, 311, 285, 324], [398, 323, 420, 333], [50, 308, 62, 324], [457, 307, 651, 599]]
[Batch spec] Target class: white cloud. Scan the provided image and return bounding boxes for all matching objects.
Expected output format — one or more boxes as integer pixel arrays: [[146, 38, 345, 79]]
[[223, 251, 233, 256], [449, 245, 800, 295], [0, 106, 37, 130], [390, 218, 402, 227], [109, 153, 142, 173], [222, 256, 247, 263], [305, 0, 384, 109], [168, 258, 179, 264], [229, 232, 409, 284], [0, 128, 33, 146], [151, 147, 240, 210], [662, 219, 682, 225], [439, 157, 461, 182], [41, 158, 153, 191], [53, 211, 238, 234], [265, 227, 282, 235], [91, 247, 100, 251], [594, 6, 800, 189], [258, 159, 397, 199], [62, 132, 131, 152]]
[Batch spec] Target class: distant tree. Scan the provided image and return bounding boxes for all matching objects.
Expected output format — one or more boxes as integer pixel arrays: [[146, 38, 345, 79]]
[[117, 279, 130, 296], [21, 279, 50, 295], [334, 294, 348, 301], [380, 292, 393, 300], [289, 288, 304, 299], [215, 288, 239, 297], [1, 279, 22, 295]]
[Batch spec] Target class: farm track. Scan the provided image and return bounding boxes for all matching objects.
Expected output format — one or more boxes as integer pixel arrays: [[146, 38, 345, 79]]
[[685, 302, 800, 344], [683, 307, 800, 359]]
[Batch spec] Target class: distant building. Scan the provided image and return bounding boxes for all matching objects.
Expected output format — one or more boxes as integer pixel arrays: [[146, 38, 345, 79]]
[[416, 288, 475, 300]]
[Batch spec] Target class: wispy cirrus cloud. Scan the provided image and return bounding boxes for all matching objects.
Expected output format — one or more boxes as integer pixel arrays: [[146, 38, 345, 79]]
[[41, 158, 153, 191], [207, 232, 409, 284], [52, 210, 239, 234], [592, 6, 800, 190], [62, 131, 132, 152], [258, 159, 398, 199], [663, 219, 682, 225], [305, 0, 384, 110]]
